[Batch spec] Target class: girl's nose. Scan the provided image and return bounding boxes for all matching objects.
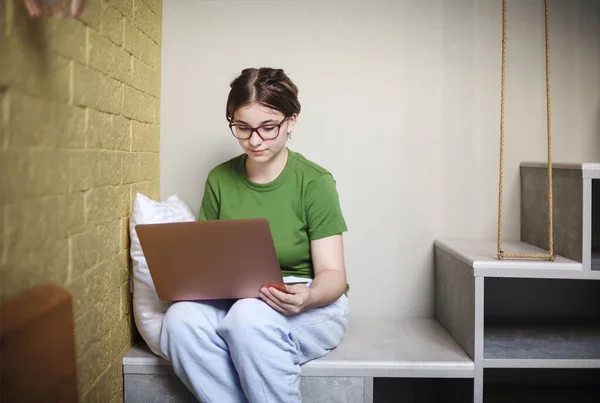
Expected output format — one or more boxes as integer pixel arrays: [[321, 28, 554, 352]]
[[249, 131, 263, 146]]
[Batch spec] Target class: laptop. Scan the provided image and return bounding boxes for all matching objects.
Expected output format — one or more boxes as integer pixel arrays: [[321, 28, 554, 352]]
[[135, 217, 288, 301]]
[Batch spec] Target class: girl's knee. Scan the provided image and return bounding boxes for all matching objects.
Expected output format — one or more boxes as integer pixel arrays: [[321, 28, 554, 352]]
[[217, 298, 277, 340], [162, 302, 198, 338], [160, 302, 198, 359]]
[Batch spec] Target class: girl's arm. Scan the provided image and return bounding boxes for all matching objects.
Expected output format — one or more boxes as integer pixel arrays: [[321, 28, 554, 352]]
[[305, 234, 347, 308]]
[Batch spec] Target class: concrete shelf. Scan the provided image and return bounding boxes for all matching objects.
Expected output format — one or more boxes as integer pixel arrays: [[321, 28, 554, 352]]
[[483, 318, 600, 368], [434, 238, 600, 279], [123, 317, 475, 403], [521, 162, 600, 273], [435, 237, 600, 403], [301, 317, 474, 379]]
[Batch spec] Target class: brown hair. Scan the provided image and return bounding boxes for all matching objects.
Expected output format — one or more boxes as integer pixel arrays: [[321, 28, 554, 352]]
[[226, 67, 301, 122]]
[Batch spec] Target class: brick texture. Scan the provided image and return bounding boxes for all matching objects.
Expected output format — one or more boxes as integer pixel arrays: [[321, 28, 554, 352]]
[[0, 1, 162, 402], [109, 0, 134, 20], [133, 0, 161, 44]]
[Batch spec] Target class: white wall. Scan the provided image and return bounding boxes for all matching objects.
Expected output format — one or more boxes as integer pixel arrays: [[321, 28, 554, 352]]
[[161, 0, 600, 318]]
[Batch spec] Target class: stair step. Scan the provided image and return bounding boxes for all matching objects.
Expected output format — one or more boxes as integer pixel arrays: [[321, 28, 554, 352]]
[[123, 317, 474, 378], [435, 238, 600, 403], [434, 238, 600, 279], [123, 317, 474, 403], [520, 162, 600, 273]]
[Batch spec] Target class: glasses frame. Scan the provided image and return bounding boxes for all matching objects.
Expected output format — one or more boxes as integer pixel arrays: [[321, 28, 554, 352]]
[[229, 117, 289, 140]]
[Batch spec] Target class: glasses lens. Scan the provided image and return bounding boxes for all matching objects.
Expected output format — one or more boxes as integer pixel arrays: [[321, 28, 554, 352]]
[[257, 125, 279, 139], [231, 126, 251, 139]]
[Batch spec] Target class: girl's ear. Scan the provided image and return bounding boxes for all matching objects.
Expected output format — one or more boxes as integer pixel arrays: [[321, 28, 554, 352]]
[[286, 113, 298, 133]]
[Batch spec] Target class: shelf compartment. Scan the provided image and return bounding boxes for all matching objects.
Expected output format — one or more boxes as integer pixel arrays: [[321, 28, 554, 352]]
[[484, 277, 600, 318], [483, 368, 600, 403], [374, 378, 473, 403], [484, 278, 600, 369], [483, 317, 600, 368], [484, 384, 600, 403]]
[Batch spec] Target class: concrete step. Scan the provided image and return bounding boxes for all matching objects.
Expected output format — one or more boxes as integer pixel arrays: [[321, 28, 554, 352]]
[[123, 317, 474, 403], [434, 238, 600, 403], [520, 162, 600, 273], [434, 238, 600, 279]]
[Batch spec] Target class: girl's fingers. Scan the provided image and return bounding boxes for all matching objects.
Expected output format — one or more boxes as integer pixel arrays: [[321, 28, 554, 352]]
[[71, 0, 88, 16], [23, 0, 41, 17], [285, 283, 309, 294], [262, 287, 290, 305], [268, 287, 296, 304]]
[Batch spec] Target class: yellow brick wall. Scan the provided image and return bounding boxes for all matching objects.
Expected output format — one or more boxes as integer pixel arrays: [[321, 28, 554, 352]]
[[0, 1, 162, 402]]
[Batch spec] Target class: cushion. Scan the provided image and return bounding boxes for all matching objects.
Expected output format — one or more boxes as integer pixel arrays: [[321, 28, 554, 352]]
[[129, 193, 196, 358]]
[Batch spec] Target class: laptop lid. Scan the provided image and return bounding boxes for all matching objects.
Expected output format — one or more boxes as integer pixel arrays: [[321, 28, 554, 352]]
[[135, 218, 284, 301]]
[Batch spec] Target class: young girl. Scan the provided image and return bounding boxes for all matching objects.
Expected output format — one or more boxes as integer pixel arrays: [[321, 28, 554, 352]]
[[160, 67, 350, 403]]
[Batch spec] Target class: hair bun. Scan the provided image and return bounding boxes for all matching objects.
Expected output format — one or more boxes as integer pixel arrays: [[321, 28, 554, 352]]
[[261, 68, 286, 86]]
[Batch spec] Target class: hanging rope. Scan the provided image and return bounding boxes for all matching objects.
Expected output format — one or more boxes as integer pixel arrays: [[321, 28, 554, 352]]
[[497, 0, 555, 261]]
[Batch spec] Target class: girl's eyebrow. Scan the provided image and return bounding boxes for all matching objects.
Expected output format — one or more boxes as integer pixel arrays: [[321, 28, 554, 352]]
[[234, 119, 278, 125]]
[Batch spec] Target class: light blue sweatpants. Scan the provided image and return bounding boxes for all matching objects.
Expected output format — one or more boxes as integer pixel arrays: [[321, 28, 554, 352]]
[[159, 294, 350, 403]]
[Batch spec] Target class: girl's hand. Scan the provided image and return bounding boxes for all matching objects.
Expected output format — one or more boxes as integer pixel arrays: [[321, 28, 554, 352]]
[[259, 283, 312, 315], [22, 0, 87, 18]]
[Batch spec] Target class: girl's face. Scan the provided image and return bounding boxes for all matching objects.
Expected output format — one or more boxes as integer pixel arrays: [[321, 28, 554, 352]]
[[231, 102, 296, 164]]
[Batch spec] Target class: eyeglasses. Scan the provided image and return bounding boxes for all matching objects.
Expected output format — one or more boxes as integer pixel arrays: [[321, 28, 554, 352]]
[[229, 117, 288, 140]]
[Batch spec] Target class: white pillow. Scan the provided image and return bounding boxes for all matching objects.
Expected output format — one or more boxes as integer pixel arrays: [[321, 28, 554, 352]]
[[129, 193, 196, 358]]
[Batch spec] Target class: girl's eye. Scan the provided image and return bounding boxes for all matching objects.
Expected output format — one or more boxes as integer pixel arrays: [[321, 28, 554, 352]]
[[261, 126, 275, 132]]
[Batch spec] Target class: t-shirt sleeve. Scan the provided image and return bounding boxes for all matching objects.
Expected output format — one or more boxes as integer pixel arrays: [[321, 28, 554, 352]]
[[305, 174, 348, 240], [198, 175, 220, 220]]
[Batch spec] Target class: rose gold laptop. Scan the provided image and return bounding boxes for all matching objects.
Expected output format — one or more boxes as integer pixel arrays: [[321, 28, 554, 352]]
[[135, 218, 286, 301]]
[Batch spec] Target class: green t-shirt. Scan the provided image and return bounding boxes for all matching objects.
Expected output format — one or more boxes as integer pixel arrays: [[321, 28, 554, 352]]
[[198, 149, 348, 281]]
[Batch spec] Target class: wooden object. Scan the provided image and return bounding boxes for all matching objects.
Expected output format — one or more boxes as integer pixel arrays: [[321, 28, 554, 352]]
[[1, 284, 78, 403]]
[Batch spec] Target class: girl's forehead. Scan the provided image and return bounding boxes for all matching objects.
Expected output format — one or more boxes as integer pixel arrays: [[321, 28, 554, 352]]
[[234, 103, 284, 122]]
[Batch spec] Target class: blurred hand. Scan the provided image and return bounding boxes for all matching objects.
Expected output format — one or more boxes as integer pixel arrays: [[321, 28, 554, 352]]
[[259, 283, 312, 315], [22, 0, 87, 18]]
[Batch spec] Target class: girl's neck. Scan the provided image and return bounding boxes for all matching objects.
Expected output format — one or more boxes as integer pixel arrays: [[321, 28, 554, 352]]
[[245, 147, 289, 184]]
